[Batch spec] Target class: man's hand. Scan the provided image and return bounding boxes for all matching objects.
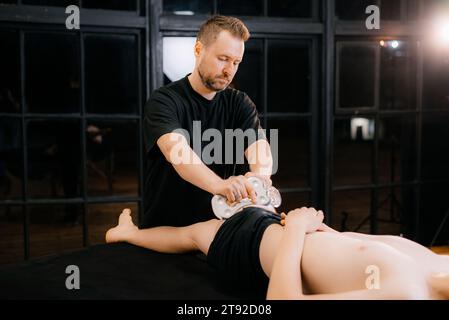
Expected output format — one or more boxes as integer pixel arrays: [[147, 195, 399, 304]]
[[215, 175, 258, 204], [244, 172, 272, 188], [279, 207, 324, 233]]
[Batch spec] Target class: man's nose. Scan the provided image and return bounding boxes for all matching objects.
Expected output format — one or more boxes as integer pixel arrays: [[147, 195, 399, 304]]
[[223, 66, 233, 77]]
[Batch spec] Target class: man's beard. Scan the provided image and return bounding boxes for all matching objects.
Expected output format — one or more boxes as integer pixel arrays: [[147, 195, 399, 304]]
[[198, 67, 230, 92]]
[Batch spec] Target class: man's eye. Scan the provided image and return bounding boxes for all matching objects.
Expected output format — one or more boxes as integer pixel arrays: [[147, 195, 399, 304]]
[[219, 57, 227, 61]]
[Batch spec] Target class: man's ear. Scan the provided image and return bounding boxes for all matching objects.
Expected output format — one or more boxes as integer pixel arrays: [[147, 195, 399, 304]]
[[194, 40, 203, 58]]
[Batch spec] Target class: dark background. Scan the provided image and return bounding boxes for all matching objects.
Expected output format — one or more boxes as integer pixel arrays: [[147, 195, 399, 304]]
[[0, 0, 448, 265]]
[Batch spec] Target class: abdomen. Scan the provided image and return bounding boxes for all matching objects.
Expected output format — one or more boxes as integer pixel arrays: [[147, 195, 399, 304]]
[[301, 232, 413, 294]]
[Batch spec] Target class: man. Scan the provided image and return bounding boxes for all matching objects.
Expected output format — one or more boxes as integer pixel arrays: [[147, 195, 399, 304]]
[[143, 15, 273, 228]]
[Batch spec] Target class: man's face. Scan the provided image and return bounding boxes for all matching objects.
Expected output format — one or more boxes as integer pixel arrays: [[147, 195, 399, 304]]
[[196, 30, 245, 92]]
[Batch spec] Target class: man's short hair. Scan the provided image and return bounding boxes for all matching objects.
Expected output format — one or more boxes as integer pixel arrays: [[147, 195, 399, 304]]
[[197, 15, 250, 46]]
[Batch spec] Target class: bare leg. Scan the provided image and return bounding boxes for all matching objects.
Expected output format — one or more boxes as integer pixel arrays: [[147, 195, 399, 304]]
[[105, 208, 221, 255]]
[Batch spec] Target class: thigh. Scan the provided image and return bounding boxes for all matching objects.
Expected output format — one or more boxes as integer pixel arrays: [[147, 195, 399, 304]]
[[188, 218, 224, 256]]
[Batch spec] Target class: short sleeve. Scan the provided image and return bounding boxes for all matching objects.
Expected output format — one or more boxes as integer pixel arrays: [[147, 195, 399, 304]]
[[235, 92, 267, 148], [143, 90, 183, 155]]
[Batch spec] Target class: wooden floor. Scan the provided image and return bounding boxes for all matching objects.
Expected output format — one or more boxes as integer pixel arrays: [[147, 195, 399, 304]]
[[431, 246, 449, 255]]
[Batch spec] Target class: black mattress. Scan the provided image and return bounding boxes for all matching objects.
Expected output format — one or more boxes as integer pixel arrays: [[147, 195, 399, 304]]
[[0, 243, 247, 300]]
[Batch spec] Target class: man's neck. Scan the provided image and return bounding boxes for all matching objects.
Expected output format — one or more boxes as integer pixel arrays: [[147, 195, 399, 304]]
[[188, 71, 217, 101]]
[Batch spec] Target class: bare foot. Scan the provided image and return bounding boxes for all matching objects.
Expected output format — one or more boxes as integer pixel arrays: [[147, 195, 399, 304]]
[[105, 208, 139, 243]]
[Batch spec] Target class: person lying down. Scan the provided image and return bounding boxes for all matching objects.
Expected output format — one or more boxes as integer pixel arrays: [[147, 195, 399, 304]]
[[105, 204, 449, 300]]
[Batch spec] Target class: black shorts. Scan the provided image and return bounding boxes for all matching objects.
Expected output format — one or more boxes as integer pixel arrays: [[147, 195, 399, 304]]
[[207, 206, 281, 298]]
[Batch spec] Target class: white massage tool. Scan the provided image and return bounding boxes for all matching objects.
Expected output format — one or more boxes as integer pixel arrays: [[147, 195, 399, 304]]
[[211, 176, 282, 220]]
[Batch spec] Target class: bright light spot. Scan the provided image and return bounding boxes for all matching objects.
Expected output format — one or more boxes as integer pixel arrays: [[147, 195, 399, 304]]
[[163, 37, 196, 82], [173, 11, 195, 16], [436, 22, 449, 45], [350, 118, 375, 141], [379, 40, 385, 47], [390, 40, 399, 49], [432, 15, 449, 47]]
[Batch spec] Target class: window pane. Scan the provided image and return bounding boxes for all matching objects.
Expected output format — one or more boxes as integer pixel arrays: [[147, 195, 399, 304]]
[[25, 33, 80, 113], [82, 0, 136, 11], [407, 0, 420, 20], [380, 40, 417, 110], [86, 121, 139, 197], [0, 118, 22, 200], [423, 47, 449, 110], [421, 0, 445, 20], [277, 192, 310, 215], [267, 40, 310, 113], [336, 0, 378, 20], [85, 34, 138, 114], [217, 0, 263, 16], [0, 31, 20, 114], [231, 39, 263, 114], [0, 206, 23, 265], [268, 118, 310, 189], [393, 186, 416, 239], [337, 44, 376, 109], [332, 189, 372, 233], [29, 204, 83, 260], [334, 118, 374, 185], [419, 182, 449, 246], [23, 0, 79, 6], [421, 114, 449, 181], [27, 120, 81, 199], [380, 0, 402, 20], [163, 37, 196, 84], [88, 202, 138, 245], [267, 0, 312, 18], [378, 116, 416, 183], [163, 0, 212, 15], [377, 186, 412, 235]]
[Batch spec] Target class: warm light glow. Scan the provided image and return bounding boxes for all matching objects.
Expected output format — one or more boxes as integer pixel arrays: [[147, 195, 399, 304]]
[[431, 15, 449, 47], [379, 40, 385, 47], [435, 21, 449, 45]]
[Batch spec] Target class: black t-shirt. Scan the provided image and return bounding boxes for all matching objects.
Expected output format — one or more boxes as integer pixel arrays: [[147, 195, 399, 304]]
[[142, 75, 265, 227]]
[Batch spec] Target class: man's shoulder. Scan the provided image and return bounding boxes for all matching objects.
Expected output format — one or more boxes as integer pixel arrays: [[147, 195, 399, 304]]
[[152, 77, 186, 97], [147, 78, 187, 108]]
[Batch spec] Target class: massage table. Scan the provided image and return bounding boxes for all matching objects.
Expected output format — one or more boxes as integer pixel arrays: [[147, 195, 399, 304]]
[[0, 243, 246, 300]]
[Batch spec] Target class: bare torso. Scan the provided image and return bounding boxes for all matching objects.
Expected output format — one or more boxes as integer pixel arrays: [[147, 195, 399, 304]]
[[259, 224, 449, 298], [208, 218, 448, 299]]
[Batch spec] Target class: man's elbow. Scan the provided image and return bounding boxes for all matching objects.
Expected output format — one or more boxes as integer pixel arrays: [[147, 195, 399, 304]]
[[157, 133, 188, 164]]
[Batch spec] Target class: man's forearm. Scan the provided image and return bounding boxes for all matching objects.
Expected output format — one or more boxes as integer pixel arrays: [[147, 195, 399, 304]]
[[249, 162, 273, 176], [158, 132, 223, 194], [171, 146, 223, 195], [246, 139, 273, 176]]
